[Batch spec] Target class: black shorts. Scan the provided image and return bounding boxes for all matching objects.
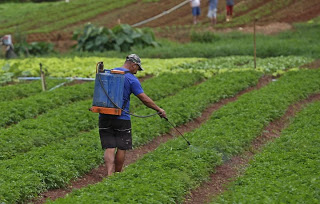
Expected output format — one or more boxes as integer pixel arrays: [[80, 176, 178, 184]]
[[99, 117, 132, 150]]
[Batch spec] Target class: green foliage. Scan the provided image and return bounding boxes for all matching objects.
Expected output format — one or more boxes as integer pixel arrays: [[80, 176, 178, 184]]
[[131, 70, 262, 147], [213, 101, 320, 203], [173, 56, 314, 75], [14, 41, 55, 57], [0, 71, 204, 160], [130, 71, 205, 111], [2, 0, 60, 2], [51, 69, 320, 204], [0, 81, 94, 129], [0, 0, 137, 35], [0, 62, 31, 85], [0, 57, 200, 84], [127, 23, 320, 58], [0, 79, 67, 102], [73, 23, 159, 52], [190, 31, 221, 43], [0, 71, 207, 203]]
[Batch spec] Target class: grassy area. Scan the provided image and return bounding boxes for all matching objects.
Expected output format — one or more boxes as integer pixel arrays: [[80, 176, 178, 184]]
[[0, 0, 137, 35], [216, 0, 295, 28], [1, 5, 319, 60], [23, 20, 316, 61], [88, 21, 319, 59], [1, 20, 319, 60]]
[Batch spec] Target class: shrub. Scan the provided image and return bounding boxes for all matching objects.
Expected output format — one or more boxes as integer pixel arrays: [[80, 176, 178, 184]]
[[73, 23, 159, 52], [190, 31, 221, 43], [14, 42, 55, 57]]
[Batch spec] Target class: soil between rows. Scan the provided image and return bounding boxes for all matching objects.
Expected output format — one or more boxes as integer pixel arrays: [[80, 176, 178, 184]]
[[33, 75, 272, 204]]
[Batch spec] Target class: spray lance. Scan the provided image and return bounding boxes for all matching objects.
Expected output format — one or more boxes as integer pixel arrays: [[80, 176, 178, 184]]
[[163, 117, 191, 146], [90, 62, 191, 146]]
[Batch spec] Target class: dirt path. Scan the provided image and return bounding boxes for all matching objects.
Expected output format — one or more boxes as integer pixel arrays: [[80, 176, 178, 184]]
[[32, 75, 272, 203], [183, 93, 320, 204], [301, 59, 320, 69]]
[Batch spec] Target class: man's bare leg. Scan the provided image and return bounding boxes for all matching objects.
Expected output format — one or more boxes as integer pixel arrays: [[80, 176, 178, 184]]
[[115, 149, 126, 172], [104, 148, 116, 176]]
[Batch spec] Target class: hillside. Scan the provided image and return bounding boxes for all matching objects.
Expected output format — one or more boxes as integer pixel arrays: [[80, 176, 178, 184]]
[[1, 0, 320, 52]]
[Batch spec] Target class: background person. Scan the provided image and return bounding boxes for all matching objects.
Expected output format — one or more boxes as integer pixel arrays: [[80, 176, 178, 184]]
[[99, 54, 166, 176], [0, 35, 17, 59], [190, 0, 201, 24], [226, 0, 234, 22], [207, 0, 218, 26]]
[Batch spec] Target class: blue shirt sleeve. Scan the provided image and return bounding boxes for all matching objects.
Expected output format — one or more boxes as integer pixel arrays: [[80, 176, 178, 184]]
[[131, 77, 144, 96]]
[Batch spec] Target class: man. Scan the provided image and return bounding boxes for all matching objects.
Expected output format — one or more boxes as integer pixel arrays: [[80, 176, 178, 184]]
[[99, 54, 166, 176], [208, 0, 218, 26], [190, 0, 201, 24]]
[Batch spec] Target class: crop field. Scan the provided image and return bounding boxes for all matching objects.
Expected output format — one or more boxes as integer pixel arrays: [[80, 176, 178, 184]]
[[0, 0, 320, 203], [0, 55, 319, 203], [213, 100, 320, 203], [0, 0, 137, 35]]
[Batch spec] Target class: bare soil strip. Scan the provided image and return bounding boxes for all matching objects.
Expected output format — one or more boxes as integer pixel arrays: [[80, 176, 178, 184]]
[[183, 93, 320, 204], [300, 59, 320, 69], [33, 75, 272, 203]]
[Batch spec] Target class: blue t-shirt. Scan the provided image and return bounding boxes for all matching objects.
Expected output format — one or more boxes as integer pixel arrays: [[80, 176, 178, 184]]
[[99, 67, 144, 120]]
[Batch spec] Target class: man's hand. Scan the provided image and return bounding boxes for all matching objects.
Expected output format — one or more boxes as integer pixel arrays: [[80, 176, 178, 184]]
[[158, 108, 166, 118]]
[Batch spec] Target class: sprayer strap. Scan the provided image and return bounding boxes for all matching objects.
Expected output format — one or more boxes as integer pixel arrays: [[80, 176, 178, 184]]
[[110, 69, 130, 74]]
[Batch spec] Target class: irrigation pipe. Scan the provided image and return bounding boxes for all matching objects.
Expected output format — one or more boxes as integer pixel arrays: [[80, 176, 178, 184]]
[[131, 0, 190, 27], [18, 77, 95, 81], [18, 77, 94, 91]]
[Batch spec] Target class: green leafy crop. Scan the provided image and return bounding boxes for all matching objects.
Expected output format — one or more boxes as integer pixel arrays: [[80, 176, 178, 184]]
[[73, 23, 159, 52]]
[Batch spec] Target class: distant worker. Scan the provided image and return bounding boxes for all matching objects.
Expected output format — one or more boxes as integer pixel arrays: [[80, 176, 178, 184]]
[[208, 0, 218, 26], [190, 0, 201, 24], [226, 0, 234, 22], [0, 35, 17, 59], [98, 54, 166, 176]]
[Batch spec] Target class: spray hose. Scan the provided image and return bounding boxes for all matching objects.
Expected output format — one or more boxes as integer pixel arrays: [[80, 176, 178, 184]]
[[96, 63, 159, 118]]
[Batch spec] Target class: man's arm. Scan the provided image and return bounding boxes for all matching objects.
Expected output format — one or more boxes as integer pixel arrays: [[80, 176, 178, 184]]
[[136, 93, 166, 118]]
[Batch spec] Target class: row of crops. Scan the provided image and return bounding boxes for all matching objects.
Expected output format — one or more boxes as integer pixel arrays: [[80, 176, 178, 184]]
[[0, 55, 313, 84], [0, 56, 319, 203], [213, 100, 320, 203], [0, 0, 138, 35], [48, 69, 320, 204], [0, 69, 261, 202]]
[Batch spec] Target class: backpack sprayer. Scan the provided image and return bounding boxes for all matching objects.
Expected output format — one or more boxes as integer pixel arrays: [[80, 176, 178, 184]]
[[89, 61, 191, 145], [90, 61, 158, 118], [89, 62, 126, 115]]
